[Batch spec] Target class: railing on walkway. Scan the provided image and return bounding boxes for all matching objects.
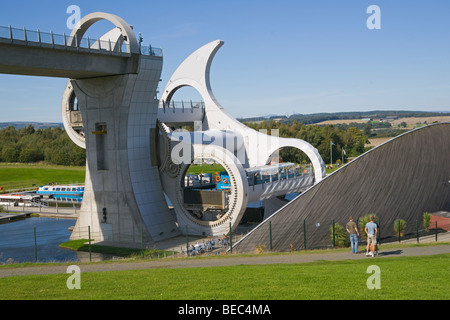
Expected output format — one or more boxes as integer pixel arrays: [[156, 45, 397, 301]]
[[0, 25, 162, 57], [159, 101, 205, 112]]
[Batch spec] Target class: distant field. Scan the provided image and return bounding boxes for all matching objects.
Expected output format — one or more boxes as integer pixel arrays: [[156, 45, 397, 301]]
[[390, 116, 450, 126], [317, 119, 367, 125], [317, 116, 450, 126], [366, 137, 393, 148], [0, 163, 85, 192]]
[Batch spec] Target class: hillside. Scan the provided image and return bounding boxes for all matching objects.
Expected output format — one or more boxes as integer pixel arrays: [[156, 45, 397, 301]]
[[238, 110, 450, 125], [0, 122, 63, 130]]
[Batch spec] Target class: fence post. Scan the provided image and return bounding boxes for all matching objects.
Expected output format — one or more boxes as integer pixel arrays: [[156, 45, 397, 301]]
[[34, 227, 37, 263], [416, 220, 419, 243], [398, 220, 401, 243], [378, 216, 381, 245], [269, 221, 272, 251], [88, 226, 92, 262], [435, 221, 438, 242], [229, 222, 232, 254], [141, 225, 145, 259], [186, 225, 189, 256], [303, 219, 306, 250], [332, 220, 335, 248]]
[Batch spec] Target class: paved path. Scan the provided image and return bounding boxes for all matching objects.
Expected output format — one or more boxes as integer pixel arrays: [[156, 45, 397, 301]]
[[0, 212, 32, 222], [4, 207, 78, 219], [1, 243, 449, 279]]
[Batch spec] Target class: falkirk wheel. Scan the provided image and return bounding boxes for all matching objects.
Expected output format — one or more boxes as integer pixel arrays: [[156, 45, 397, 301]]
[[62, 13, 326, 243]]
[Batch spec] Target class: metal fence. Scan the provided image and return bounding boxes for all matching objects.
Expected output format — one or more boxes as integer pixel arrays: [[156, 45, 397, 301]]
[[230, 213, 450, 253], [0, 25, 162, 57], [1, 213, 448, 265]]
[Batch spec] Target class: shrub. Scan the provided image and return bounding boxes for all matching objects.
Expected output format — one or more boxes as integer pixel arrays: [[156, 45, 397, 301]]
[[423, 212, 431, 232], [394, 219, 406, 237], [330, 222, 349, 248], [358, 214, 378, 240], [255, 244, 265, 254]]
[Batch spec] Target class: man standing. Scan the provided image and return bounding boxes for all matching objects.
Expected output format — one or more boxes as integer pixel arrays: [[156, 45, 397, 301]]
[[346, 217, 359, 254], [365, 216, 378, 257]]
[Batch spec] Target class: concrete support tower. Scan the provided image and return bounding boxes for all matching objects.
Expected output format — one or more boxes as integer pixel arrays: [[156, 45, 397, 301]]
[[63, 13, 179, 245]]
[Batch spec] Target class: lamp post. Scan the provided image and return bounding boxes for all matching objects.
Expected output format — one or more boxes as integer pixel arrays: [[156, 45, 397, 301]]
[[330, 141, 335, 166]]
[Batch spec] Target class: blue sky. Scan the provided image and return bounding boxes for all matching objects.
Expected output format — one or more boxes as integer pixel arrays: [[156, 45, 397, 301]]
[[0, 0, 449, 122]]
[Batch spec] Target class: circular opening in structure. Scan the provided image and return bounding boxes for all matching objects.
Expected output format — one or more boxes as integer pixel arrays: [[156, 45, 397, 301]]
[[261, 147, 316, 200], [181, 158, 232, 222], [267, 147, 314, 175], [78, 19, 131, 53], [67, 91, 84, 138], [164, 86, 204, 110], [69, 91, 79, 111]]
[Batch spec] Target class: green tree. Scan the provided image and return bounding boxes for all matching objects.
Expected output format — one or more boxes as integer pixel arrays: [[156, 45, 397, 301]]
[[0, 126, 86, 166], [2, 146, 20, 163], [18, 147, 43, 163]]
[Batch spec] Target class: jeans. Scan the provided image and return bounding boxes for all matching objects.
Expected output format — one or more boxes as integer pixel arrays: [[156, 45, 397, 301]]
[[350, 234, 359, 253]]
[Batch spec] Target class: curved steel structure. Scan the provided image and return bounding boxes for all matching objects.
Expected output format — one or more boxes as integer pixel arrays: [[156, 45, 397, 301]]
[[157, 40, 326, 236], [232, 123, 450, 253], [68, 12, 139, 54], [160, 40, 325, 183]]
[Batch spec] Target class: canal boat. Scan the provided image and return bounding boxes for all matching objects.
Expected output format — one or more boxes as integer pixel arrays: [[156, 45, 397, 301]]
[[0, 194, 41, 207], [36, 185, 85, 197]]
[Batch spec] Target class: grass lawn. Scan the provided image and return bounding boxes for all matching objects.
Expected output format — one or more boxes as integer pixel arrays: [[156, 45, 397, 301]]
[[0, 253, 448, 300], [0, 163, 85, 191], [60, 239, 175, 258], [186, 164, 225, 175]]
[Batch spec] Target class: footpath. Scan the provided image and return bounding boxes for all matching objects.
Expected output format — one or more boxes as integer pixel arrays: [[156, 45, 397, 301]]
[[1, 233, 449, 279]]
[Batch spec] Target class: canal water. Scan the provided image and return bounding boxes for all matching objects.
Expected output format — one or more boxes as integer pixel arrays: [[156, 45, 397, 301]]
[[0, 217, 109, 264]]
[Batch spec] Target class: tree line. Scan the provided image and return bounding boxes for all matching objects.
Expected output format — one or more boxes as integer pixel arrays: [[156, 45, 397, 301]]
[[244, 120, 370, 165], [0, 125, 85, 166], [0, 121, 371, 167]]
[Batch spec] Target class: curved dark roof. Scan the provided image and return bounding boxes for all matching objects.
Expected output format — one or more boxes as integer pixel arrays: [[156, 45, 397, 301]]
[[233, 123, 450, 253]]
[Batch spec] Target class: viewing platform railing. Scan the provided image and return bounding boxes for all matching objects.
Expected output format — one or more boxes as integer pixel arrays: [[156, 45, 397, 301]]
[[0, 25, 162, 57], [159, 101, 205, 113]]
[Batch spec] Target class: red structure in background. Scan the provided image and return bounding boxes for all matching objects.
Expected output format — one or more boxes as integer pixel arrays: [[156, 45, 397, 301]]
[[431, 213, 450, 231]]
